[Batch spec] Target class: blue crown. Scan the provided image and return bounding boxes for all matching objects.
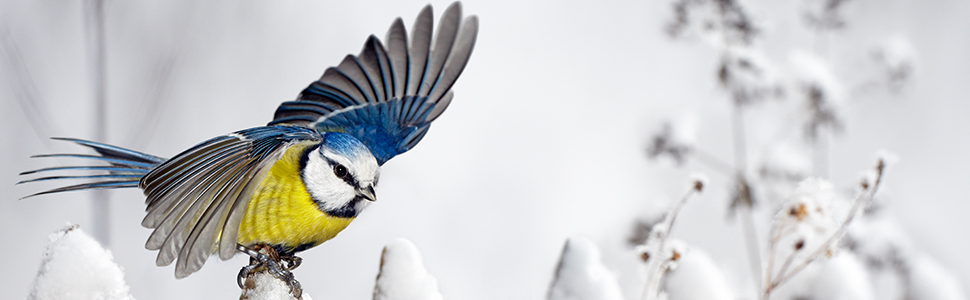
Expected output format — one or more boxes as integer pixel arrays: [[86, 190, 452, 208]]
[[322, 132, 371, 158]]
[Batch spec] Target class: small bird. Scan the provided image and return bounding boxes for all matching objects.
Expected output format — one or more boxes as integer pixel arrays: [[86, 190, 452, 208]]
[[18, 2, 477, 292]]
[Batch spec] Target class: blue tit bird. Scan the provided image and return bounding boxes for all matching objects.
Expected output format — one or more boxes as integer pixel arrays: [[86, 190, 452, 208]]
[[18, 1, 478, 289]]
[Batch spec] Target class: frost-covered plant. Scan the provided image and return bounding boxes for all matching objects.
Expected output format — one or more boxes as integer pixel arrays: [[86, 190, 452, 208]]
[[635, 176, 706, 300], [762, 158, 884, 300], [636, 1, 943, 299]]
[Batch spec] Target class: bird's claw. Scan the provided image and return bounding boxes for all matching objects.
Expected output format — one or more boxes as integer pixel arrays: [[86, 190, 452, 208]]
[[237, 245, 303, 298]]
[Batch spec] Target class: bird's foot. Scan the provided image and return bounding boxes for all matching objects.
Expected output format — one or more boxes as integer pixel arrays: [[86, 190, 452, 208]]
[[280, 254, 303, 271], [237, 244, 303, 299]]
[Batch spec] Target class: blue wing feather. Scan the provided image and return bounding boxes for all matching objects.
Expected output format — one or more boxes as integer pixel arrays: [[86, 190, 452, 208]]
[[270, 2, 478, 165]]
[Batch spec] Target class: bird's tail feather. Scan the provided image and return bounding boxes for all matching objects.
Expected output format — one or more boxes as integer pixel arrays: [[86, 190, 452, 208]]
[[18, 138, 167, 199]]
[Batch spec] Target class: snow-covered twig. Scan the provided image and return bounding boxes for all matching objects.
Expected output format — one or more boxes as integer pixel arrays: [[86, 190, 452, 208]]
[[638, 176, 706, 300]]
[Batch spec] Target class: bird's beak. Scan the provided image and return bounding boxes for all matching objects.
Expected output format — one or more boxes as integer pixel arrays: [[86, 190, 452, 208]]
[[358, 185, 377, 202]]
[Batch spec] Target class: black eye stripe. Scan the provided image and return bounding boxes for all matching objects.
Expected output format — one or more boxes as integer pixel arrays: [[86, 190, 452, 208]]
[[320, 154, 359, 188]]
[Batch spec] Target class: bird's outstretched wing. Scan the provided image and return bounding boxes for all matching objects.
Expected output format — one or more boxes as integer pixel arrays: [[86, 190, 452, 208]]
[[268, 2, 478, 165], [138, 125, 321, 278]]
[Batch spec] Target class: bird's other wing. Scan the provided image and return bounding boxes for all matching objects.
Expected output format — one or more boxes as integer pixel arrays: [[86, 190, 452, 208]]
[[137, 125, 322, 278], [269, 2, 478, 165]]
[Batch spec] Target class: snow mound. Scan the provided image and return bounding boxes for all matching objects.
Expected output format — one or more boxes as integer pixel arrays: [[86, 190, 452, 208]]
[[663, 249, 734, 300], [814, 252, 874, 300], [548, 237, 624, 300], [28, 224, 135, 300], [373, 238, 443, 300], [240, 272, 311, 300], [908, 254, 967, 300]]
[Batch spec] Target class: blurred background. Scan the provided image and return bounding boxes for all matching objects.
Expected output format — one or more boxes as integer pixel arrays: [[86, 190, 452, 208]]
[[1, 0, 968, 299]]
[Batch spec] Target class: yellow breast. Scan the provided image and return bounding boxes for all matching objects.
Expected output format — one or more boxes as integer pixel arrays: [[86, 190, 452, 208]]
[[236, 141, 354, 252]]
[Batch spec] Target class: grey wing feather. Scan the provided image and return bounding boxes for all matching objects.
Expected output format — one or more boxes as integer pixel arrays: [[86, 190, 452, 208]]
[[428, 90, 454, 122], [335, 56, 378, 103], [175, 161, 255, 277], [427, 15, 478, 104], [219, 161, 274, 260], [385, 18, 409, 99], [150, 153, 248, 267], [406, 5, 434, 96], [418, 2, 462, 98], [142, 141, 246, 230], [357, 36, 392, 102]]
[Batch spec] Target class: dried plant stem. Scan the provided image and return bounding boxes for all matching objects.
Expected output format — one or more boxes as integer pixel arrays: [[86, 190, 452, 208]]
[[812, 131, 829, 178], [761, 160, 886, 300], [641, 182, 703, 300], [774, 247, 799, 281], [729, 104, 766, 292], [84, 0, 111, 246], [691, 148, 735, 175], [740, 207, 763, 290], [731, 104, 748, 170]]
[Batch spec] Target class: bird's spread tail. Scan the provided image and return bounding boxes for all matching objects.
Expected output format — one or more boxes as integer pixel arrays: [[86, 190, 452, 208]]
[[18, 138, 166, 199]]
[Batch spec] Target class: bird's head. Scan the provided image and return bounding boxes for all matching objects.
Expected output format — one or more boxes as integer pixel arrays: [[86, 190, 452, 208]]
[[301, 132, 379, 218]]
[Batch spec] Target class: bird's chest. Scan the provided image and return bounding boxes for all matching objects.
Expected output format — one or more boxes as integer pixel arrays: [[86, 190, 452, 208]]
[[236, 143, 354, 251]]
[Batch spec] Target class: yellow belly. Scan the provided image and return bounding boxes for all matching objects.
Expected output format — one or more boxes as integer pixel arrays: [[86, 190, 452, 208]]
[[236, 141, 354, 252]]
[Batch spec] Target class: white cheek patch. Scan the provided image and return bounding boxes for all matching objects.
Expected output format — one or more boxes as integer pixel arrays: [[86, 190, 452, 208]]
[[303, 150, 356, 211]]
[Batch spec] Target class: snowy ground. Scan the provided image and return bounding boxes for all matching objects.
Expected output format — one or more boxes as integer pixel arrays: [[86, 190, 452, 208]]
[[2, 0, 969, 299]]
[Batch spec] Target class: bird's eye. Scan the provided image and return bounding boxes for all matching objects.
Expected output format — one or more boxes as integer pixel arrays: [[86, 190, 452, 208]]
[[333, 165, 348, 178]]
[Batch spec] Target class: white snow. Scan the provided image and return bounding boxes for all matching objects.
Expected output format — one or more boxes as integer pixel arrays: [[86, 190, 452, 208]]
[[722, 46, 784, 103], [767, 252, 874, 300], [373, 238, 443, 300], [672, 113, 699, 150], [239, 272, 312, 300], [788, 49, 847, 105], [813, 252, 875, 300], [875, 36, 918, 71], [28, 224, 135, 300], [871, 35, 918, 90], [908, 254, 967, 300], [663, 249, 734, 300], [548, 237, 624, 300]]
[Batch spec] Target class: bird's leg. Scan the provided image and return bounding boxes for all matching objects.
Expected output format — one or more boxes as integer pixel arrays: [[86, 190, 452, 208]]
[[237, 244, 303, 298], [280, 254, 303, 271]]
